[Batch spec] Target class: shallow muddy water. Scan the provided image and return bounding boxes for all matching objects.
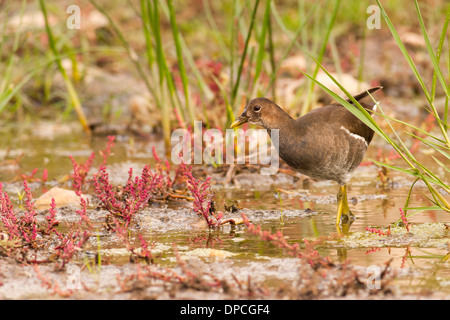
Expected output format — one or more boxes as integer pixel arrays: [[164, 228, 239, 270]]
[[0, 123, 449, 299]]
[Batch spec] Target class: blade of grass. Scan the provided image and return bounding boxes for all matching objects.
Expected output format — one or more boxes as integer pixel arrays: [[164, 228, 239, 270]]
[[406, 132, 450, 156], [374, 97, 417, 162], [147, 0, 176, 146], [357, 19, 367, 86], [0, 55, 67, 114], [372, 160, 450, 193], [230, 0, 261, 110], [404, 206, 442, 214], [0, 44, 123, 114], [268, 1, 317, 90], [39, 0, 91, 135], [159, 0, 214, 102], [203, 0, 231, 63], [91, 0, 161, 101], [253, 0, 271, 90], [0, 0, 25, 96], [148, 0, 165, 87], [376, 0, 431, 101], [211, 74, 234, 126], [376, 0, 450, 147], [302, 0, 341, 115], [245, 46, 256, 97], [403, 178, 420, 216], [329, 33, 343, 81], [140, 0, 154, 68], [413, 161, 450, 194], [421, 178, 450, 212], [167, 0, 195, 126], [0, 1, 9, 59], [91, 0, 177, 149], [229, 0, 238, 99], [415, 0, 450, 99], [267, 5, 276, 99], [430, 2, 450, 102], [379, 113, 447, 145], [432, 156, 450, 173]]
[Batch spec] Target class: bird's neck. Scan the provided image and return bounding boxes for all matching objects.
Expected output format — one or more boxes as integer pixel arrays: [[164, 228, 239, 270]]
[[262, 107, 295, 131], [265, 109, 297, 158]]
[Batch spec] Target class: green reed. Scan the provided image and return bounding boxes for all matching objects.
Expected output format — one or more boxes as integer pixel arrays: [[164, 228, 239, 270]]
[[39, 0, 91, 135]]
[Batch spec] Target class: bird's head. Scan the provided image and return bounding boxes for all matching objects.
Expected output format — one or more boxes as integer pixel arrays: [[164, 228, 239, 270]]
[[230, 98, 283, 129]]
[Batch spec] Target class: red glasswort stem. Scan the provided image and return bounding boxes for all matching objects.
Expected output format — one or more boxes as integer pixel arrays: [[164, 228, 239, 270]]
[[84, 151, 96, 173], [45, 198, 60, 237], [173, 105, 185, 129], [137, 234, 152, 261], [94, 165, 160, 225], [94, 166, 123, 216], [241, 213, 332, 268], [77, 196, 92, 231], [42, 169, 48, 182], [21, 168, 38, 181], [54, 230, 89, 269], [69, 135, 116, 191], [69, 152, 95, 189], [242, 213, 302, 258], [184, 162, 215, 227], [22, 180, 38, 242], [365, 226, 390, 236], [152, 146, 161, 163], [69, 157, 93, 230], [0, 178, 90, 268], [100, 135, 116, 166], [399, 207, 410, 232], [0, 183, 20, 239], [72, 163, 83, 197]]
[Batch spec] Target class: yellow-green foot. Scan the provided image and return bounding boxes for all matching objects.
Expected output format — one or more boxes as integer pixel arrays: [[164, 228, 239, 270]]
[[336, 184, 355, 235]]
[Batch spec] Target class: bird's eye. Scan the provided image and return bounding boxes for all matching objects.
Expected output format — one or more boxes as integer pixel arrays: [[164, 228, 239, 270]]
[[253, 105, 261, 112]]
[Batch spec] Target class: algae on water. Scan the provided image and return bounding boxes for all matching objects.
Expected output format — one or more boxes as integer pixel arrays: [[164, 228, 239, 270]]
[[327, 223, 449, 249]]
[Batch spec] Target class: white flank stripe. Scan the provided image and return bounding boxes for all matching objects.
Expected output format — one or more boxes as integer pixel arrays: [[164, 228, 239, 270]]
[[340, 126, 368, 147]]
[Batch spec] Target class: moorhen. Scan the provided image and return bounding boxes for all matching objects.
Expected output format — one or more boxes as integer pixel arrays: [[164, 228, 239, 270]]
[[230, 87, 382, 234]]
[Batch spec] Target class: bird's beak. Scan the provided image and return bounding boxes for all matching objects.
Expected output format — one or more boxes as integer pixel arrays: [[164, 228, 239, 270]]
[[230, 115, 249, 129]]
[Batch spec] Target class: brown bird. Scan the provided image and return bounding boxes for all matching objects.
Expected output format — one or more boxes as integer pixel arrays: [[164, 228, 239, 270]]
[[230, 87, 382, 234]]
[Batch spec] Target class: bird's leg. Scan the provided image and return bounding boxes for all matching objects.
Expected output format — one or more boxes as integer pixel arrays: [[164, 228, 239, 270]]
[[336, 184, 355, 234]]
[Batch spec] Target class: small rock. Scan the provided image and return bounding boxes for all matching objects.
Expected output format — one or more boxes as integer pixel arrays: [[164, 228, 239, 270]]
[[35, 187, 89, 210], [181, 248, 236, 261]]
